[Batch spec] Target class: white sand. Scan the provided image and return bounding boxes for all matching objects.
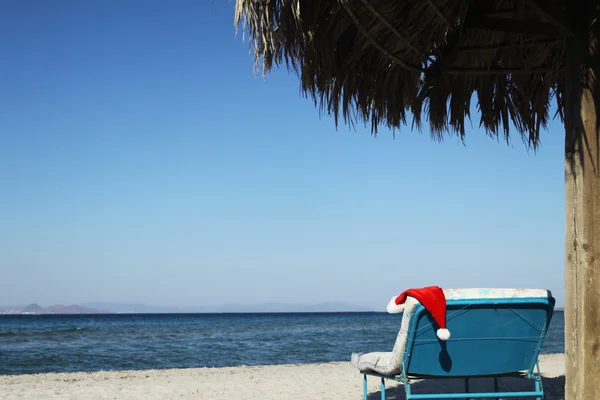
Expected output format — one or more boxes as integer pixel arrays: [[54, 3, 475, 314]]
[[0, 354, 565, 400]]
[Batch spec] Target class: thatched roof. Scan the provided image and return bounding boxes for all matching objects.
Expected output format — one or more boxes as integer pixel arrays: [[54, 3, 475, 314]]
[[234, 0, 577, 147]]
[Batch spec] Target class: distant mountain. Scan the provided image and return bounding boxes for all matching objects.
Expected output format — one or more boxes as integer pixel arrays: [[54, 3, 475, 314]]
[[198, 302, 373, 313], [9, 303, 111, 315], [1, 302, 373, 315], [22, 303, 43, 313], [41, 304, 109, 314], [81, 302, 373, 314], [82, 302, 182, 314]]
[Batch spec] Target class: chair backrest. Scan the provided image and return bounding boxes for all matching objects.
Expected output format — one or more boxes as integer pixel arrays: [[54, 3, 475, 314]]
[[402, 289, 555, 377]]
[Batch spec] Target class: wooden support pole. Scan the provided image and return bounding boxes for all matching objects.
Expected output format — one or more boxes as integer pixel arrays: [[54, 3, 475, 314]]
[[563, 7, 600, 400]]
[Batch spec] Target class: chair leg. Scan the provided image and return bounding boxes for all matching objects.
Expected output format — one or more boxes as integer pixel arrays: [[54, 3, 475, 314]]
[[464, 378, 470, 400], [363, 375, 367, 400], [494, 377, 499, 400], [381, 377, 386, 400], [403, 377, 412, 400], [535, 376, 542, 400]]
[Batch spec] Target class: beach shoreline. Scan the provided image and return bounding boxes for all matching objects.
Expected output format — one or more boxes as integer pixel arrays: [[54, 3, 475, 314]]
[[0, 353, 565, 399]]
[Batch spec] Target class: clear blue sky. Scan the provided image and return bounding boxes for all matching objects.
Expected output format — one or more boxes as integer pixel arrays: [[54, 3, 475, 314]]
[[0, 0, 564, 309]]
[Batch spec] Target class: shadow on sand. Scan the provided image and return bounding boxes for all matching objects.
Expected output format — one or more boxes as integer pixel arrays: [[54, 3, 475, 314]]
[[366, 376, 565, 400]]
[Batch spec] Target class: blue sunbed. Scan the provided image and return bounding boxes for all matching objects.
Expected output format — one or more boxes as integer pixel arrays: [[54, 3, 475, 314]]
[[351, 288, 555, 399]]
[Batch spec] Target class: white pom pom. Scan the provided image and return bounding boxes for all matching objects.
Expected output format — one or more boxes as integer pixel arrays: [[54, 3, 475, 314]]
[[386, 297, 405, 314], [436, 328, 450, 341]]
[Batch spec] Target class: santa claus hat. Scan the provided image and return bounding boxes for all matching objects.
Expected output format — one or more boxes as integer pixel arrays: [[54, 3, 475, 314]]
[[386, 285, 451, 341]]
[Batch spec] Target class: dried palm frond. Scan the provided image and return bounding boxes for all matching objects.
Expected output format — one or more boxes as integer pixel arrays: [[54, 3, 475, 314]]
[[235, 0, 571, 147]]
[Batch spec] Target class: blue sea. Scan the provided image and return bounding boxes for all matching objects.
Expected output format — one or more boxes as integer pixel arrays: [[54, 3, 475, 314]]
[[0, 311, 564, 375]]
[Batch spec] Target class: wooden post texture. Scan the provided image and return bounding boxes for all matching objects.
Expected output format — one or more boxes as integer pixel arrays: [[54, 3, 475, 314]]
[[563, 6, 600, 399]]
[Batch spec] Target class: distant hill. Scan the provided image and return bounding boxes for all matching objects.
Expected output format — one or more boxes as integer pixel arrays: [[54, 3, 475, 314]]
[[13, 303, 110, 315], [197, 302, 374, 313], [82, 302, 181, 314], [22, 303, 43, 313], [42, 304, 108, 314], [82, 302, 373, 314], [1, 302, 373, 315]]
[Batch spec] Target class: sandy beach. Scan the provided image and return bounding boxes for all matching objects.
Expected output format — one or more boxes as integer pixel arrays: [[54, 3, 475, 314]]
[[0, 353, 565, 399]]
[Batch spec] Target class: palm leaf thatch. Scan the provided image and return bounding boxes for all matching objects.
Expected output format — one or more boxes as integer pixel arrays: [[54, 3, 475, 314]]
[[234, 0, 572, 147]]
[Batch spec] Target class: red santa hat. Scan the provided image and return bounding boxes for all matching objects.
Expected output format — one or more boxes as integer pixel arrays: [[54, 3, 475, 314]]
[[386, 285, 451, 341]]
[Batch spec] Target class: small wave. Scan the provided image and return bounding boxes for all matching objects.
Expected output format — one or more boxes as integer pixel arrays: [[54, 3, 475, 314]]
[[1, 327, 93, 338], [48, 326, 93, 334], [36, 327, 92, 334]]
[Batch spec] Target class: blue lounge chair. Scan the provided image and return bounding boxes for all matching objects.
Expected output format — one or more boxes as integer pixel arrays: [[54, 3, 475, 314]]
[[351, 288, 555, 399]]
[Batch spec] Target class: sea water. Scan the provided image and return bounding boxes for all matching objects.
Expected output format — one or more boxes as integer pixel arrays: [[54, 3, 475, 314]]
[[0, 311, 564, 375]]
